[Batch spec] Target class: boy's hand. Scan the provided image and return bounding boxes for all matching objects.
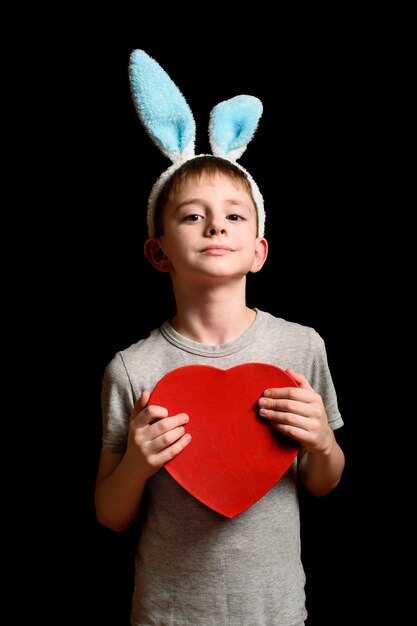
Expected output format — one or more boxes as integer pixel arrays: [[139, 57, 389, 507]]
[[258, 369, 333, 454], [127, 391, 191, 478]]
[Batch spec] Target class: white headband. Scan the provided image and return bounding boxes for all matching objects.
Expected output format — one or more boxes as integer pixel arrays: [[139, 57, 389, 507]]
[[128, 50, 265, 238]]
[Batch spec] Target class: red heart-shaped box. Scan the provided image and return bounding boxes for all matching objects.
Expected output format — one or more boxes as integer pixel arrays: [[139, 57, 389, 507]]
[[148, 363, 300, 518]]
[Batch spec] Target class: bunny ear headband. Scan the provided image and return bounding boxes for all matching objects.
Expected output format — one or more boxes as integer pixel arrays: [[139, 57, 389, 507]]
[[128, 49, 265, 238]]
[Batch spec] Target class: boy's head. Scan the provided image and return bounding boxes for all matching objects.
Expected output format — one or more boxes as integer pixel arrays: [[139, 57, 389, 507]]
[[128, 50, 265, 239], [152, 156, 258, 238], [144, 154, 268, 280]]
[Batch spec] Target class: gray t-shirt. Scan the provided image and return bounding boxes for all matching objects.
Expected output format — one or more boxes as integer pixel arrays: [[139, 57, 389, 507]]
[[101, 309, 343, 626]]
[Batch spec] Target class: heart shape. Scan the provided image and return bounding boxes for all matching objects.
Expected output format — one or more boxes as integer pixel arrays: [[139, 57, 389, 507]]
[[149, 363, 300, 518]]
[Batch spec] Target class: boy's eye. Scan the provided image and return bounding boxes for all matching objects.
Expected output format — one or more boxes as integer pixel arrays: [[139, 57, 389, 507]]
[[227, 214, 243, 221], [184, 214, 203, 222]]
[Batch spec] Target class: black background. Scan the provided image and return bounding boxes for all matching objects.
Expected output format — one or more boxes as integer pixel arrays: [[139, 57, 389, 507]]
[[27, 8, 403, 625]]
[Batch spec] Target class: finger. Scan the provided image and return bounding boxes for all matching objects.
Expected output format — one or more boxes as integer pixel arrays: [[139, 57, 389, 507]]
[[285, 369, 314, 391], [150, 423, 189, 451], [130, 390, 151, 420], [261, 386, 312, 403], [269, 420, 309, 443], [152, 432, 192, 466], [264, 410, 311, 430], [148, 413, 189, 441], [130, 391, 168, 426], [259, 398, 312, 419]]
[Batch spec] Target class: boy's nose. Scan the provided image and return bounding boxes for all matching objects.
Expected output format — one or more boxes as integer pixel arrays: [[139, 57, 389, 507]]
[[209, 227, 226, 235], [207, 215, 226, 236]]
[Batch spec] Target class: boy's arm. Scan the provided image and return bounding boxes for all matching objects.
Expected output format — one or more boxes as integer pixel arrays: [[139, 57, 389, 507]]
[[95, 450, 149, 532], [297, 432, 345, 496], [95, 391, 191, 532]]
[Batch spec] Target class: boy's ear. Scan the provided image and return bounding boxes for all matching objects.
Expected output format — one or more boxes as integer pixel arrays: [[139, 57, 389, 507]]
[[144, 239, 171, 272], [249, 237, 268, 274]]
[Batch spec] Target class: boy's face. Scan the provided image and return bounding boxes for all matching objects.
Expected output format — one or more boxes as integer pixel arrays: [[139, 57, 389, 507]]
[[147, 173, 268, 283]]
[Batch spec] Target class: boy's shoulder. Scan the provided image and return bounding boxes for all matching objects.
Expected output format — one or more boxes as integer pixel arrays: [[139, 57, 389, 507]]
[[257, 310, 327, 358], [104, 325, 166, 381], [259, 309, 320, 339], [118, 325, 163, 359]]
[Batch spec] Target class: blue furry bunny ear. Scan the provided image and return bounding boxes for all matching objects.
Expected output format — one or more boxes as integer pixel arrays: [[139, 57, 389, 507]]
[[209, 95, 263, 161], [128, 50, 196, 164]]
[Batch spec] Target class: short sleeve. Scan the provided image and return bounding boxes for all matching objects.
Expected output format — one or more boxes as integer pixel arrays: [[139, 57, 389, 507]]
[[308, 330, 344, 430], [101, 353, 136, 453]]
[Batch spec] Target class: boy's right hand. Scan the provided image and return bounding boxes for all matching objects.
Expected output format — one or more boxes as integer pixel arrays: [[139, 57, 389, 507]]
[[127, 390, 191, 478]]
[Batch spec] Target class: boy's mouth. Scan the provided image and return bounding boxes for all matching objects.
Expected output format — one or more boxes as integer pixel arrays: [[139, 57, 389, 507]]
[[200, 245, 234, 255]]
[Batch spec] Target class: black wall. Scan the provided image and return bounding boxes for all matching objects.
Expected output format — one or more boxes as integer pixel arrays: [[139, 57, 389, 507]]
[[33, 11, 399, 625]]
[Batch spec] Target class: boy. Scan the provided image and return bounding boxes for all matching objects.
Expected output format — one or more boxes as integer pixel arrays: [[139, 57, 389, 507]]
[[95, 51, 345, 626]]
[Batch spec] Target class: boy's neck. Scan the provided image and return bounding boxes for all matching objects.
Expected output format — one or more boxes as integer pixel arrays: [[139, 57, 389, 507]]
[[170, 296, 256, 345]]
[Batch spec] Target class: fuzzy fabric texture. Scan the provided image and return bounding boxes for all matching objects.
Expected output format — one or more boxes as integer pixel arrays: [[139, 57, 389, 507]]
[[128, 50, 265, 238]]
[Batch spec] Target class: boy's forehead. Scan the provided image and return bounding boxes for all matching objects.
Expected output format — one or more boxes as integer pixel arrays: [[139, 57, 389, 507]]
[[173, 173, 254, 201]]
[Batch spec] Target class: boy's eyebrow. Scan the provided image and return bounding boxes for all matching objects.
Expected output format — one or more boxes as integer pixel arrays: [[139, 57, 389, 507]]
[[174, 198, 205, 212], [174, 198, 254, 212]]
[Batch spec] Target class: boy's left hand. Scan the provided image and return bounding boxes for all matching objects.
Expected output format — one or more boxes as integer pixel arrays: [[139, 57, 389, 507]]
[[258, 368, 333, 454]]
